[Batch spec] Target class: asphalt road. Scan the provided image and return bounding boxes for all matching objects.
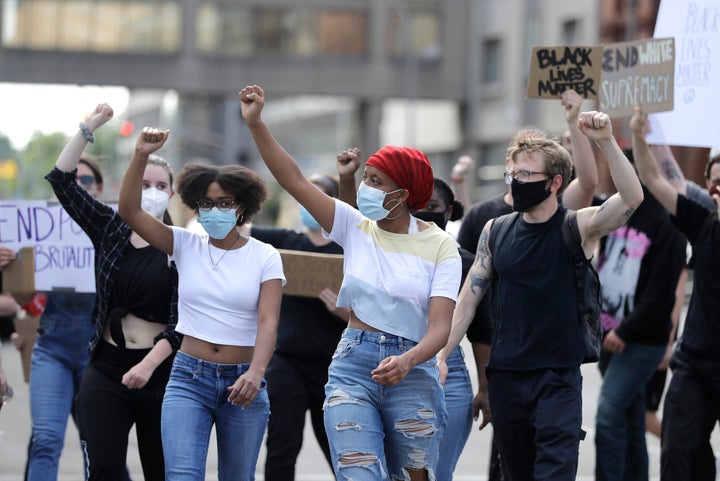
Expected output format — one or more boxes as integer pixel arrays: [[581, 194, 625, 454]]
[[0, 338, 705, 480]]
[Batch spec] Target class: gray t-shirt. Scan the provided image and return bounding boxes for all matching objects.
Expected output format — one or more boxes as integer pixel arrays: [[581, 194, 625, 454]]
[[685, 180, 715, 211]]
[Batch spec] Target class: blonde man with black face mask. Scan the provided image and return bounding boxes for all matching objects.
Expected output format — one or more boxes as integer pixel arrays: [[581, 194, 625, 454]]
[[441, 110, 643, 481]]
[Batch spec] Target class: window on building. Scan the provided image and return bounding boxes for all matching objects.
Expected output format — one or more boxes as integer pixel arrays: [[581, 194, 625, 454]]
[[481, 38, 501, 84], [196, 4, 367, 57], [562, 19, 579, 45], [2, 0, 181, 52], [387, 7, 442, 62]]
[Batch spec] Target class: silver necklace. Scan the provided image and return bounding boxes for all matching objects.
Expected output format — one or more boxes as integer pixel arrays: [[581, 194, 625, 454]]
[[208, 233, 241, 270]]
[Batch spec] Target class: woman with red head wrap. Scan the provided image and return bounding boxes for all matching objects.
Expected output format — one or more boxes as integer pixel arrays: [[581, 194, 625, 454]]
[[240, 85, 461, 481]]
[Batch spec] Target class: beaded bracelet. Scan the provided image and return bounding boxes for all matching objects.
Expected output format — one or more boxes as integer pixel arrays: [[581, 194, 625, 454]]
[[79, 121, 95, 143]]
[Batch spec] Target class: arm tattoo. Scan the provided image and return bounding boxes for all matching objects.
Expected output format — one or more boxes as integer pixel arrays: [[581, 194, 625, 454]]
[[660, 159, 682, 181], [622, 207, 636, 220], [470, 273, 489, 296]]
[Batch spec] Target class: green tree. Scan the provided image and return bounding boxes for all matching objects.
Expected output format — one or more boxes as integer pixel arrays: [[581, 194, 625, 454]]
[[18, 132, 69, 200], [0, 132, 20, 199]]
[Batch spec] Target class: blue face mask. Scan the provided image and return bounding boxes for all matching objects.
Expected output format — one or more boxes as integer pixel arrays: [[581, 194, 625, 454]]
[[299, 205, 322, 231], [197, 207, 238, 239], [356, 183, 401, 221]]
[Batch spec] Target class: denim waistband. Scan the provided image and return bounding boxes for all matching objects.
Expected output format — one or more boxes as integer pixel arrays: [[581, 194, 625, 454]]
[[342, 327, 418, 349], [175, 350, 249, 377]]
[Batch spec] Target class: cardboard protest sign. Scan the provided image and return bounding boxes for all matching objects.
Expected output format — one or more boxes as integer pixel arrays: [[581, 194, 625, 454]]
[[0, 200, 101, 292], [1, 246, 35, 292], [599, 37, 675, 118], [647, 0, 720, 148], [526, 46, 603, 99], [278, 249, 343, 298], [14, 314, 39, 383]]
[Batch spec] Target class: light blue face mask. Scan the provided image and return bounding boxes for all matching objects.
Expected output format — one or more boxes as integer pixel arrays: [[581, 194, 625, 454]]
[[299, 205, 322, 231], [197, 207, 238, 239], [356, 183, 401, 221]]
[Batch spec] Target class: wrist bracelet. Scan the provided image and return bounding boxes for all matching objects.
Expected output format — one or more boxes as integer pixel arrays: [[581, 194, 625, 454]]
[[79, 122, 95, 143]]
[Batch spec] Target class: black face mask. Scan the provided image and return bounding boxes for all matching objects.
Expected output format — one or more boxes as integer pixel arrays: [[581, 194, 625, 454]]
[[413, 210, 448, 230], [510, 178, 552, 212]]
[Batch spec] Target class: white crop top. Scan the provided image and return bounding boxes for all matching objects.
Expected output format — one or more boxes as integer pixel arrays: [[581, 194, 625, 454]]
[[170, 226, 285, 346], [323, 199, 461, 342]]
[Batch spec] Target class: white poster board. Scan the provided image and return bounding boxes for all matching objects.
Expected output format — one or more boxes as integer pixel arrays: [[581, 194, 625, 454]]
[[647, 0, 720, 147], [0, 200, 106, 292]]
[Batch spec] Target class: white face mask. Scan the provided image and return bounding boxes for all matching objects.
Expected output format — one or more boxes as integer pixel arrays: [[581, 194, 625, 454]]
[[141, 188, 169, 219]]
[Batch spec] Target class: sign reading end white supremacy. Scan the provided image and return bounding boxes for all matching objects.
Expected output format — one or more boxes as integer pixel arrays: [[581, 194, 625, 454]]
[[0, 201, 99, 292], [600, 37, 675, 118]]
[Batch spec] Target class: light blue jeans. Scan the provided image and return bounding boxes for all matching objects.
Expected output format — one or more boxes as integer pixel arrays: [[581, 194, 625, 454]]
[[437, 346, 473, 481], [324, 328, 447, 481], [161, 351, 269, 481], [595, 342, 666, 481], [26, 292, 95, 481]]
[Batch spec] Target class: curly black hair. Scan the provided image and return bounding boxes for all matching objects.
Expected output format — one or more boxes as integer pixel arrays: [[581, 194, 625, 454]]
[[175, 163, 268, 225]]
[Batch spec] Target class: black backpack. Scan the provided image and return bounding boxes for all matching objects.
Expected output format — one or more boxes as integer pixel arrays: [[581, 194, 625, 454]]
[[489, 209, 602, 363]]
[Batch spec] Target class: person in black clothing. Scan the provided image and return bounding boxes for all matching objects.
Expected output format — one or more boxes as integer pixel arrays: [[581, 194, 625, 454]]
[[453, 89, 600, 481], [442, 110, 643, 481], [630, 106, 720, 481], [240, 173, 347, 481], [49, 104, 180, 481], [594, 184, 686, 481]]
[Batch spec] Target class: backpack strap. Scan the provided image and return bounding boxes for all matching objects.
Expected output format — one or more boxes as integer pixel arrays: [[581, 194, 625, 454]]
[[561, 209, 585, 264], [488, 212, 519, 255]]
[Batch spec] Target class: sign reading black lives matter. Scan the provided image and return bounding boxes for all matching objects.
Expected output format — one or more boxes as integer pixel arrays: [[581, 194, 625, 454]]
[[0, 200, 104, 292], [600, 37, 675, 118], [526, 46, 604, 99]]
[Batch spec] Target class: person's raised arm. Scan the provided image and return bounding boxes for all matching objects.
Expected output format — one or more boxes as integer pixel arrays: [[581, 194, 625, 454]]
[[560, 90, 598, 210], [629, 106, 678, 216], [56, 104, 113, 172], [118, 128, 174, 254], [575, 111, 644, 254], [336, 147, 361, 207], [239, 85, 336, 232], [450, 155, 475, 208], [650, 143, 688, 195]]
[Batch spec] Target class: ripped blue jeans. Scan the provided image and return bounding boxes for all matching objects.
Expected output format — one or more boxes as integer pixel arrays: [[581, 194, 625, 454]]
[[323, 328, 446, 481]]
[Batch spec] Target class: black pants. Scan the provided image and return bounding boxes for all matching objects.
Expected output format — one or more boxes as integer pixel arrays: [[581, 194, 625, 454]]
[[263, 353, 333, 481], [661, 347, 720, 481], [75, 341, 172, 481], [488, 368, 584, 481]]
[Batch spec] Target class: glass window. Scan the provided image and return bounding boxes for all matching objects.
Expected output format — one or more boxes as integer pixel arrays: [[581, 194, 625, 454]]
[[481, 38, 501, 84], [196, 4, 367, 57], [562, 19, 578, 46], [387, 7, 442, 61], [2, 1, 181, 53]]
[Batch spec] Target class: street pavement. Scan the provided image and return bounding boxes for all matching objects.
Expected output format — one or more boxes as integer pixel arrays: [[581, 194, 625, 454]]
[[0, 338, 706, 480]]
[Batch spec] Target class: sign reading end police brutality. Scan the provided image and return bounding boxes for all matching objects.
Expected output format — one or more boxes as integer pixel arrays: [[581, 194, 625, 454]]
[[600, 37, 675, 118], [0, 200, 103, 293], [526, 46, 603, 99]]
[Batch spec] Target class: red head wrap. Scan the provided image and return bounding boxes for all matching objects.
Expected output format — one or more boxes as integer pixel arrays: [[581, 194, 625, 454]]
[[365, 145, 434, 210]]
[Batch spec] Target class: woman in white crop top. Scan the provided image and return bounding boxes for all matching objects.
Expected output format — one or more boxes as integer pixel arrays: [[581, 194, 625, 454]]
[[118, 128, 285, 481], [240, 85, 461, 481]]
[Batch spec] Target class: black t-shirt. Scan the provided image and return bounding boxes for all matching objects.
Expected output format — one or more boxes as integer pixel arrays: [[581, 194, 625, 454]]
[[457, 193, 512, 344], [672, 195, 720, 357], [597, 189, 687, 345], [251, 226, 345, 363]]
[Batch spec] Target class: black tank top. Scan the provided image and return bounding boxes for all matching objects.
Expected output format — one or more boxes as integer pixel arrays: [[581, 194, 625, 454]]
[[490, 205, 585, 370]]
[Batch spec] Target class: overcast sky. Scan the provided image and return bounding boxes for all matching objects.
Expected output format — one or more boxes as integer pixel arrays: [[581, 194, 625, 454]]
[[0, 83, 129, 150]]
